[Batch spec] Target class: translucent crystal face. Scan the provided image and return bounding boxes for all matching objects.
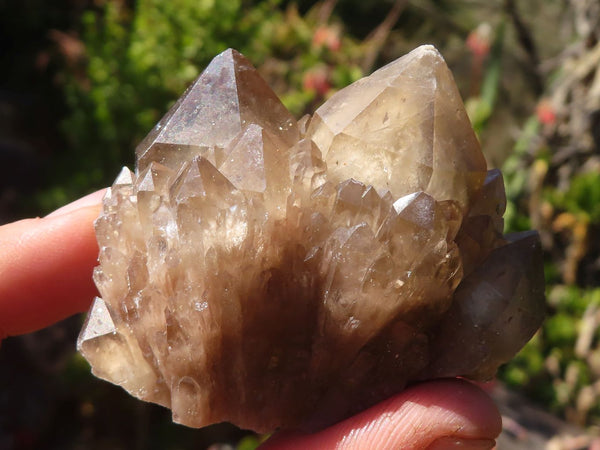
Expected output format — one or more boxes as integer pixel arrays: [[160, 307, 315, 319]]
[[78, 46, 545, 433]]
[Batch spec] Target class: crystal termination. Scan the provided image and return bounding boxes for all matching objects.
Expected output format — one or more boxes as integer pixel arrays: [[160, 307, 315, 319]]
[[78, 46, 545, 433]]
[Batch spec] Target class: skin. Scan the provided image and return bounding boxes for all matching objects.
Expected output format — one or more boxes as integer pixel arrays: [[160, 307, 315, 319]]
[[0, 191, 502, 449]]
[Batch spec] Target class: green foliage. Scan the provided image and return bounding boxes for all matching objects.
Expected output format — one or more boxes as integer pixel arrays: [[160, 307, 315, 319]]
[[502, 286, 600, 419], [501, 116, 540, 233], [545, 313, 578, 348], [546, 172, 600, 224], [466, 22, 505, 134], [549, 285, 600, 316], [236, 434, 263, 450], [502, 333, 545, 386]]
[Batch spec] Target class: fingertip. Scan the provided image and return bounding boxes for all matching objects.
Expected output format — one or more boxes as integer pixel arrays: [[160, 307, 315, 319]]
[[0, 203, 102, 336], [45, 189, 107, 218]]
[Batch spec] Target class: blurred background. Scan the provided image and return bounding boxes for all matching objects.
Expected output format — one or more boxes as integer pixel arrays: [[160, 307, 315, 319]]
[[1, 0, 600, 448]]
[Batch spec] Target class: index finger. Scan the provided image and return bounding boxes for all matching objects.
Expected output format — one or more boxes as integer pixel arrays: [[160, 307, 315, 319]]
[[0, 190, 105, 338]]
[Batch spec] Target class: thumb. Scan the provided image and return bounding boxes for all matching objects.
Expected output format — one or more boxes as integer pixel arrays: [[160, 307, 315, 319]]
[[260, 378, 501, 449]]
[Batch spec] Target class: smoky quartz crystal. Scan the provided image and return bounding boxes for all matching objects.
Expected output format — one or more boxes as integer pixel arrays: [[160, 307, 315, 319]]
[[78, 46, 545, 433]]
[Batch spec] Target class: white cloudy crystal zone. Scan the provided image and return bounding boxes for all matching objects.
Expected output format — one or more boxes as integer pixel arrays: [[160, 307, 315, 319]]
[[78, 46, 545, 433]]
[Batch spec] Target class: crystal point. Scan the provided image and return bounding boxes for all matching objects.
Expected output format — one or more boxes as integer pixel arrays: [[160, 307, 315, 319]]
[[136, 48, 298, 172], [307, 44, 487, 211], [422, 230, 545, 380], [80, 46, 545, 433]]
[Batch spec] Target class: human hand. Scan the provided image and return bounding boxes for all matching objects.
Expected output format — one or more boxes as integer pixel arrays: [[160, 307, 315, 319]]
[[0, 192, 501, 449]]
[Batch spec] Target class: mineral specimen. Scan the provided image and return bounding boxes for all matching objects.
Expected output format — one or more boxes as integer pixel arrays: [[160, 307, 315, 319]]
[[78, 46, 545, 433]]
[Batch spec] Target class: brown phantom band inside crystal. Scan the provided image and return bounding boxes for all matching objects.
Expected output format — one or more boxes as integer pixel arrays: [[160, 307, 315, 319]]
[[78, 46, 545, 433]]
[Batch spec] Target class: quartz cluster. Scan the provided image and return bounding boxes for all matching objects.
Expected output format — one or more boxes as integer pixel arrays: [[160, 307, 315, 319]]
[[78, 46, 545, 433]]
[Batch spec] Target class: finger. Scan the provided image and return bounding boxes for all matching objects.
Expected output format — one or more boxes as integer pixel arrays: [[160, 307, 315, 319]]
[[260, 378, 501, 450], [45, 189, 106, 218], [0, 190, 105, 338]]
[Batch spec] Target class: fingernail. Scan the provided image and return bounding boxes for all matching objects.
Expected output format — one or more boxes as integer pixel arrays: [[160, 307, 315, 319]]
[[426, 437, 496, 450], [45, 189, 106, 218]]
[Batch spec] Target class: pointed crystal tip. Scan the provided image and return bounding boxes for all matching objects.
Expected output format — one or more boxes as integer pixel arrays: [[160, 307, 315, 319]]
[[135, 48, 298, 173]]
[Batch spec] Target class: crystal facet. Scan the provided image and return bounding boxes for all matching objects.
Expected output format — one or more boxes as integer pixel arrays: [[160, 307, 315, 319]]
[[78, 46, 545, 433]]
